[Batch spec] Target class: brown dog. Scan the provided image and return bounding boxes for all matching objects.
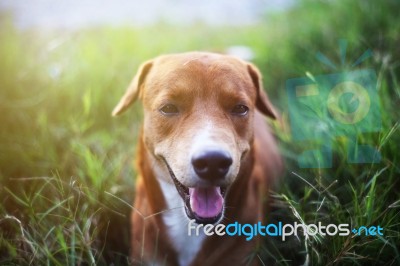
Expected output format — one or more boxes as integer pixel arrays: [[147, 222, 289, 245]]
[[112, 52, 282, 265]]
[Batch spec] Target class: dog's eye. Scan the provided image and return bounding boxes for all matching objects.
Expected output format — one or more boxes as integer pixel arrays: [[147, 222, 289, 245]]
[[231, 104, 249, 116], [159, 104, 179, 115]]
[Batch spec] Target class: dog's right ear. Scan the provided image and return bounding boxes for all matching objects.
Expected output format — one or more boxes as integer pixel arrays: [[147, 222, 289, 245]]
[[112, 60, 153, 116]]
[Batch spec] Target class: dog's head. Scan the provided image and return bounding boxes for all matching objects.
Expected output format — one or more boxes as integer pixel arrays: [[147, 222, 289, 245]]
[[113, 52, 277, 224]]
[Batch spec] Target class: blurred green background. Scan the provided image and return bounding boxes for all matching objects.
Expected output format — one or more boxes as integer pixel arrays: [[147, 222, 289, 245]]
[[0, 0, 399, 265]]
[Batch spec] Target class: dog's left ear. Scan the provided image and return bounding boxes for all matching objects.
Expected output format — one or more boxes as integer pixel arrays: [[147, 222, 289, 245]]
[[247, 63, 278, 119], [112, 60, 153, 116]]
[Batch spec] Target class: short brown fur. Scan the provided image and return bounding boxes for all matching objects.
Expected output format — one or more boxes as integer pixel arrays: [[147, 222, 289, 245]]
[[113, 52, 282, 265]]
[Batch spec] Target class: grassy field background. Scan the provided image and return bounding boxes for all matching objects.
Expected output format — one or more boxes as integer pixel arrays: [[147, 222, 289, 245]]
[[1, 0, 399, 265]]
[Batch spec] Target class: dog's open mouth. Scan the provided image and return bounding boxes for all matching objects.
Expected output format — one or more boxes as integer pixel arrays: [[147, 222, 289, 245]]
[[162, 159, 226, 224]]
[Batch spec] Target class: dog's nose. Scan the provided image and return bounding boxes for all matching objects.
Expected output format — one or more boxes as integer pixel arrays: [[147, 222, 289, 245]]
[[191, 150, 233, 179]]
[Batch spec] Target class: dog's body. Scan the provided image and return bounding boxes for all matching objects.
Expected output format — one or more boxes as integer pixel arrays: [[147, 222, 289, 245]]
[[113, 52, 282, 265]]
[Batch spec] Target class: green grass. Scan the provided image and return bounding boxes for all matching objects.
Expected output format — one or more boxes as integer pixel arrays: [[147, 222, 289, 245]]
[[1, 0, 399, 264]]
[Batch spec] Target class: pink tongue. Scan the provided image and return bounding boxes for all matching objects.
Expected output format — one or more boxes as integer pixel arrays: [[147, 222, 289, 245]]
[[189, 187, 223, 218]]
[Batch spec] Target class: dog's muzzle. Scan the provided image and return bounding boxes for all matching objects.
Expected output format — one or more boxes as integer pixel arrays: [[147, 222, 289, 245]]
[[161, 157, 229, 224]]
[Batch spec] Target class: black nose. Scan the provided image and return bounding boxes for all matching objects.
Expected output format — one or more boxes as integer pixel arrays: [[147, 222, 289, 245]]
[[191, 150, 233, 179]]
